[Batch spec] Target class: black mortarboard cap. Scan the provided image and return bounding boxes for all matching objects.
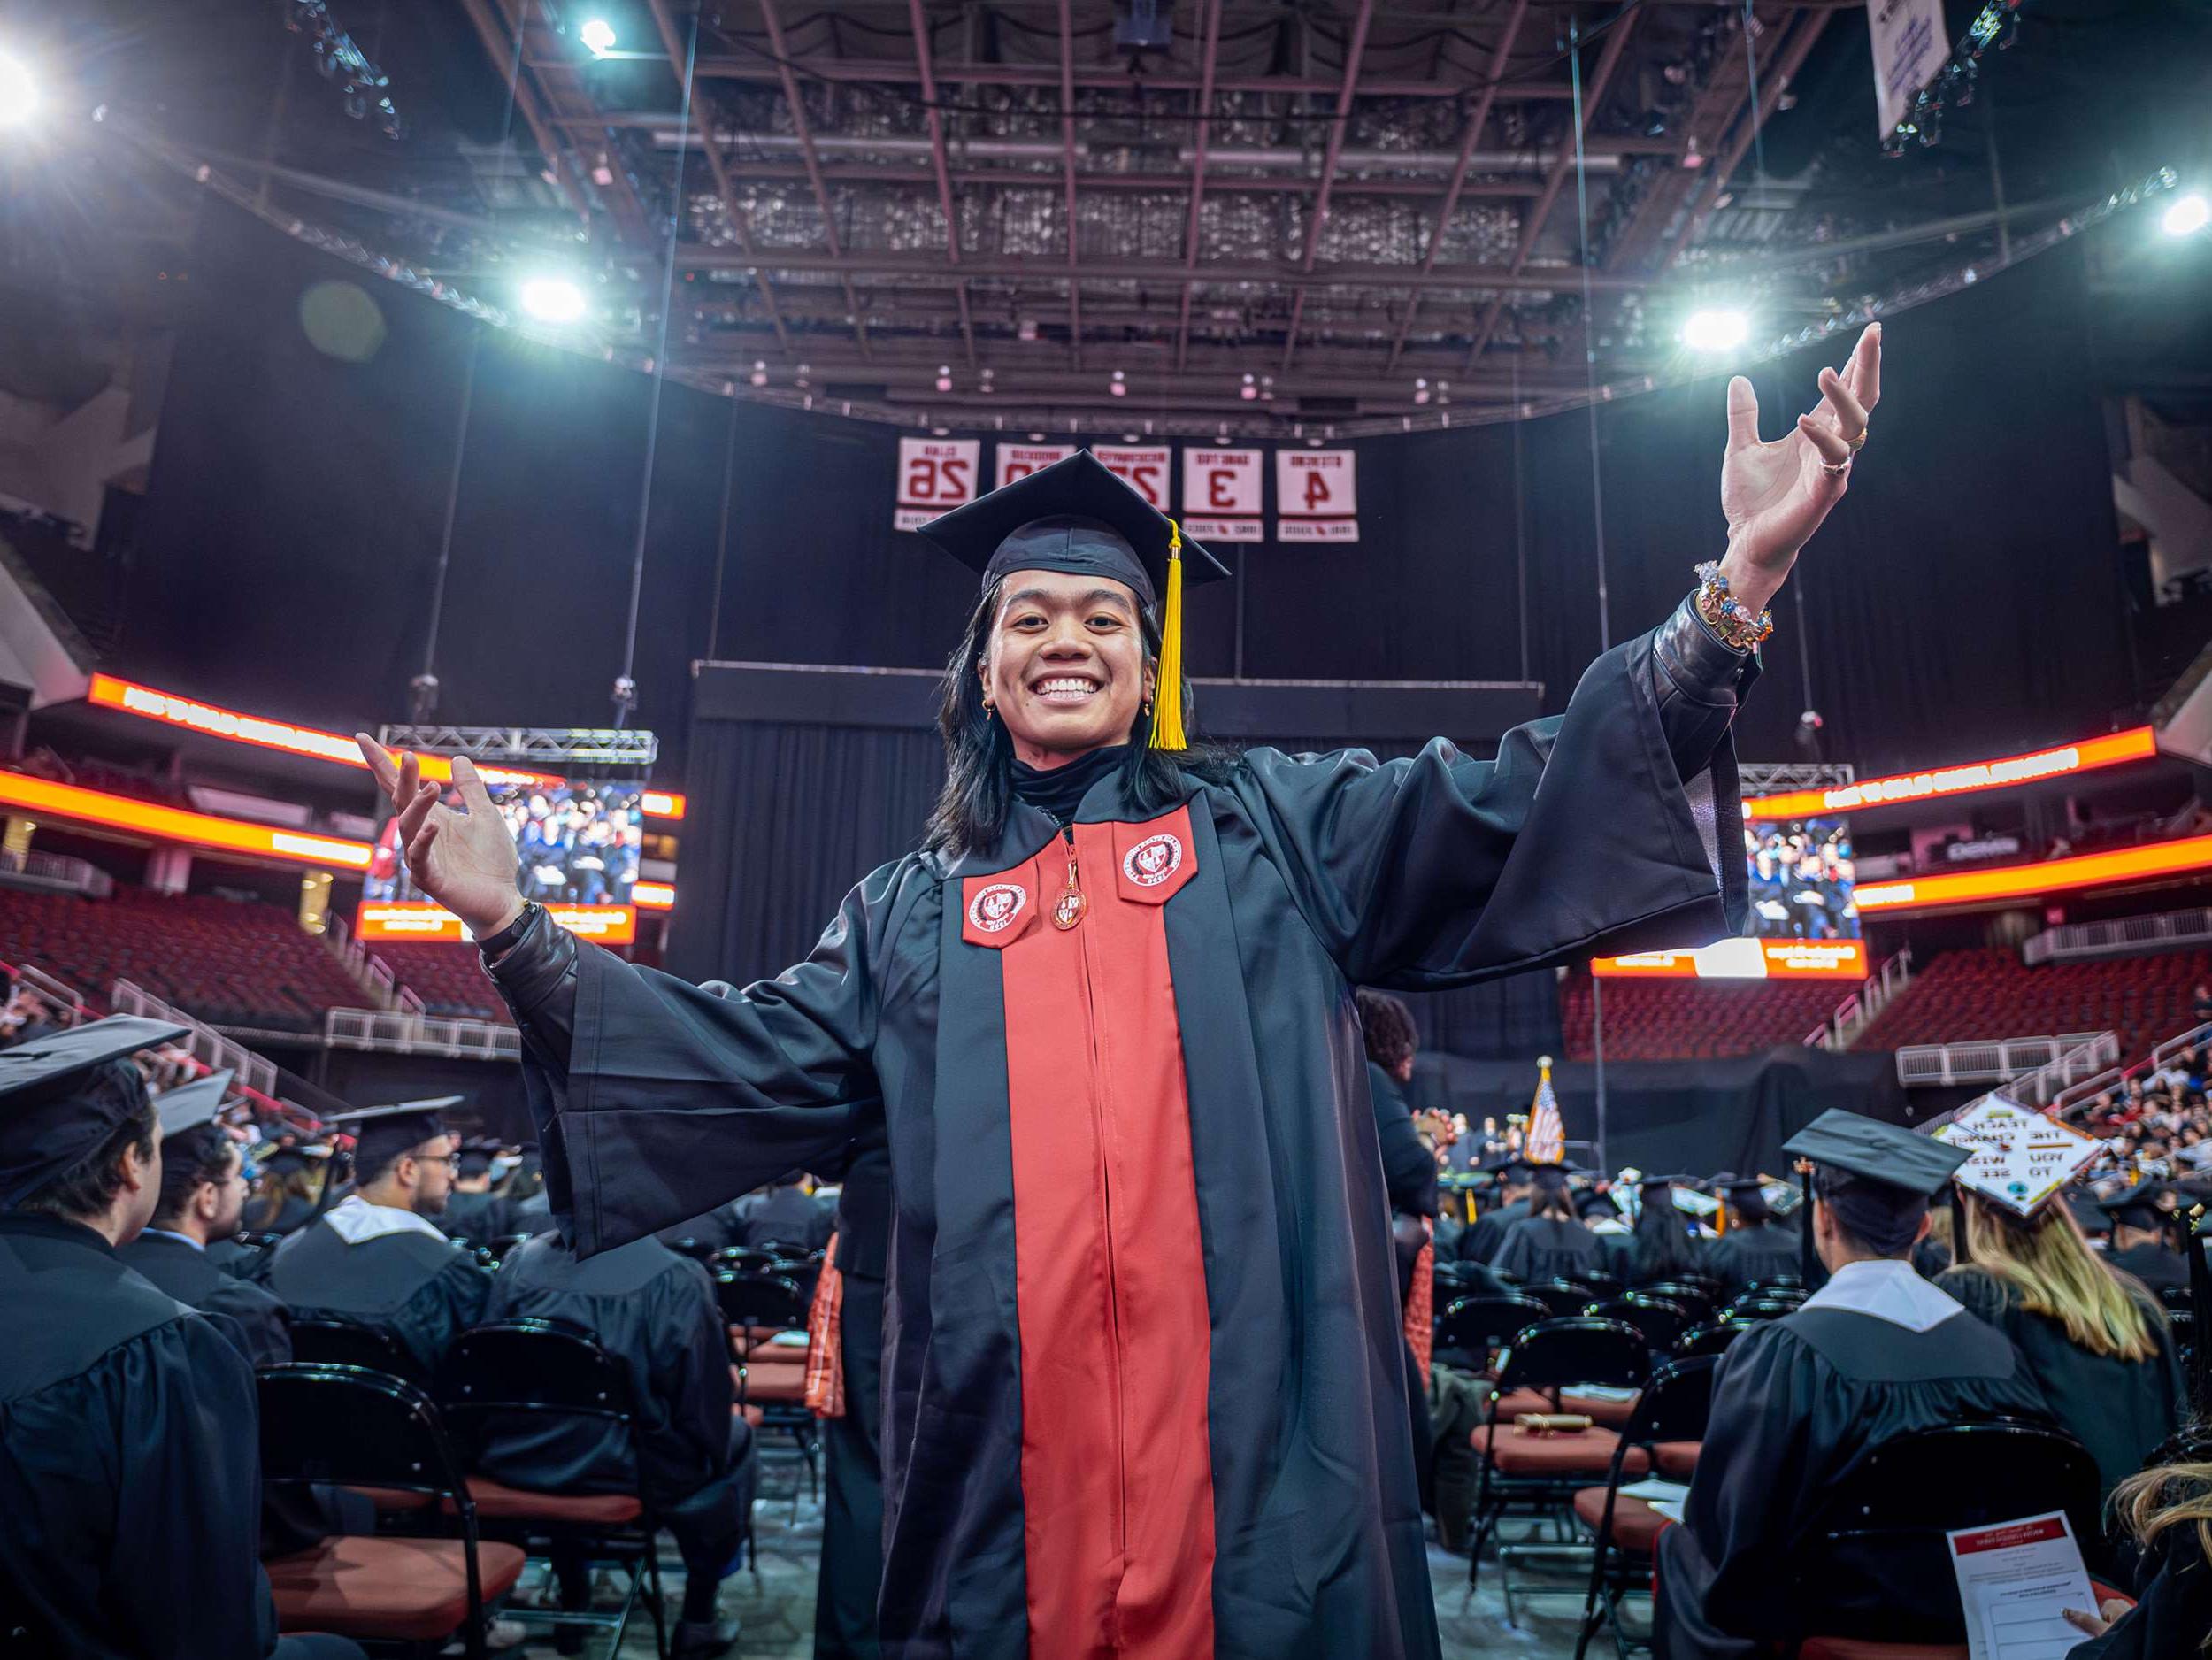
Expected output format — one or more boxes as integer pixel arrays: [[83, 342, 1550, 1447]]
[[2099, 1187, 2167, 1231], [0, 1015, 191, 1207], [1783, 1109, 1968, 1198], [156, 1069, 235, 1140], [259, 1146, 327, 1178], [1639, 1172, 1689, 1189], [328, 1096, 459, 1173]]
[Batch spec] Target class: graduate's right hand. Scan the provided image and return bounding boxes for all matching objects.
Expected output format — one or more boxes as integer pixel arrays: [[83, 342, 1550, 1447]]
[[355, 736, 527, 939]]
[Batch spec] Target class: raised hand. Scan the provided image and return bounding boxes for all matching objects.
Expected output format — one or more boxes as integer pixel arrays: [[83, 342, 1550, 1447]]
[[1717, 323, 1882, 614], [355, 736, 526, 938]]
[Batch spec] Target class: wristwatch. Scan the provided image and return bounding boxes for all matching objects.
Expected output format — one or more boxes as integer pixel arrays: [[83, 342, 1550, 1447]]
[[475, 900, 543, 958]]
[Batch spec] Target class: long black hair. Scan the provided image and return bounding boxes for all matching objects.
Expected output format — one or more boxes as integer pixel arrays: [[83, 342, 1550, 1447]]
[[1629, 1187, 1702, 1280], [924, 578, 1235, 858]]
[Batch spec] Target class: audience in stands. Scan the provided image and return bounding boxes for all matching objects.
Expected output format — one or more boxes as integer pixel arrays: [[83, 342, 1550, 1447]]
[[261, 1103, 490, 1375], [1938, 1192, 2186, 1507], [0, 983, 58, 1048], [481, 1232, 753, 1659]]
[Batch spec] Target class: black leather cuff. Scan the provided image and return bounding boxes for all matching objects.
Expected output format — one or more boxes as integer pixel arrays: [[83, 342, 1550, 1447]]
[[481, 903, 577, 1019], [1655, 590, 1754, 703]]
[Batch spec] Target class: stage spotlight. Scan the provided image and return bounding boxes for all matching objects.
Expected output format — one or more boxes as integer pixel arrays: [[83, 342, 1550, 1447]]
[[1413, 378, 1431, 406], [1682, 308, 1750, 351], [580, 18, 618, 57], [749, 359, 769, 387], [2163, 192, 2210, 239], [0, 50, 39, 127], [519, 276, 588, 323]]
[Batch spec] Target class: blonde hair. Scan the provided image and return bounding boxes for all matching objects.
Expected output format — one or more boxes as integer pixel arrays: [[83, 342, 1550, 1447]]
[[1960, 1193, 2160, 1364], [2109, 1456, 2212, 1648]]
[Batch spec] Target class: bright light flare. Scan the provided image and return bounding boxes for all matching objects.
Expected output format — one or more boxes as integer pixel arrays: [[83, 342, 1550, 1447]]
[[1682, 308, 1751, 352], [0, 51, 40, 127], [580, 19, 618, 57], [519, 276, 588, 324], [2163, 193, 2210, 239]]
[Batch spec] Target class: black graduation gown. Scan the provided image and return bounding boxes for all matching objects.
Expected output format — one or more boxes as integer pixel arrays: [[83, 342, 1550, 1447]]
[[1458, 1196, 1532, 1265], [117, 1229, 295, 1368], [437, 1187, 513, 1244], [0, 1214, 281, 1659], [1709, 1220, 1805, 1295], [2069, 1522, 2212, 1660], [818, 1126, 893, 1660], [1492, 1215, 1608, 1283], [205, 1232, 264, 1278], [1654, 1300, 2054, 1656], [2102, 1241, 2188, 1295], [479, 1232, 743, 1510], [1367, 1064, 1440, 1223], [1937, 1265, 2186, 1506], [263, 1211, 491, 1376], [499, 619, 1752, 1660], [733, 1184, 837, 1252]]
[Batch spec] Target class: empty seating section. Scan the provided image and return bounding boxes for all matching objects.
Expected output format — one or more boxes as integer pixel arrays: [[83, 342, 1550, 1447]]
[[368, 941, 511, 1022], [1559, 975, 1847, 1061], [0, 886, 360, 1032], [1855, 947, 2212, 1059]]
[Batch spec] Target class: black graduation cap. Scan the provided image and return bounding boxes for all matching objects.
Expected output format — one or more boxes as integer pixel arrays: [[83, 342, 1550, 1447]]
[[456, 1135, 501, 1179], [1783, 1109, 1968, 1198], [156, 1069, 235, 1140], [918, 450, 1231, 749], [327, 1096, 460, 1173], [2098, 1186, 2168, 1231], [1638, 1172, 1690, 1189], [0, 1015, 191, 1208], [258, 1145, 328, 1179]]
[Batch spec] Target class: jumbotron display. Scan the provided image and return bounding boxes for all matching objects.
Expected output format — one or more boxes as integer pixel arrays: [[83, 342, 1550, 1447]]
[[1594, 816, 1863, 980]]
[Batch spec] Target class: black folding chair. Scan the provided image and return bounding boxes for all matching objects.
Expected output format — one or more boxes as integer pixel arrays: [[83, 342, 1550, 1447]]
[[1432, 1294, 1548, 1374], [1780, 1422, 2104, 1648], [438, 1318, 680, 1659], [1523, 1280, 1598, 1318], [1633, 1280, 1717, 1325], [288, 1316, 419, 1381], [710, 1245, 779, 1273], [1726, 1295, 1801, 1323], [715, 1272, 819, 1506], [257, 1364, 526, 1660], [1468, 1318, 1650, 1610], [1744, 1276, 1806, 1301], [1583, 1295, 1693, 1356], [1673, 1318, 1757, 1361], [1572, 1356, 1719, 1660]]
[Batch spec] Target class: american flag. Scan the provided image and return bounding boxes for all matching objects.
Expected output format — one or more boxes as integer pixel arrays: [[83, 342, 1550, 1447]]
[[1525, 1055, 1565, 1165]]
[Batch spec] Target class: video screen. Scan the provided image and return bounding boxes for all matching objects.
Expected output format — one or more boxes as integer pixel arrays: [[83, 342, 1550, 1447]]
[[1746, 817, 1858, 941], [367, 780, 645, 907]]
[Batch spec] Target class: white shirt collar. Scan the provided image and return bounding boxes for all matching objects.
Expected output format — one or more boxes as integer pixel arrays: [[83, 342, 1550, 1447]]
[[1798, 1257, 1964, 1333], [138, 1226, 204, 1253], [321, 1193, 451, 1246]]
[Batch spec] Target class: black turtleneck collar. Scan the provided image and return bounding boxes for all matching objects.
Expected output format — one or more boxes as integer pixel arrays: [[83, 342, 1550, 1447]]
[[1011, 744, 1130, 828]]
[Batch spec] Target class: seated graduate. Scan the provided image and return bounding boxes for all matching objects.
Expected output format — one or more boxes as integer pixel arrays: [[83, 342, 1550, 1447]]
[[1617, 1174, 1707, 1285], [729, 1171, 835, 1254], [263, 1099, 491, 1375], [1357, 988, 1442, 1297], [815, 1123, 893, 1660], [1456, 1155, 1535, 1264], [435, 1136, 511, 1243], [1654, 1110, 2055, 1660], [480, 1230, 753, 1660], [116, 1068, 293, 1368], [2062, 1433, 2212, 1657], [0, 1017, 365, 1660], [1937, 1181, 2185, 1508], [1709, 1174, 1806, 1294], [2097, 1186, 2188, 1295], [244, 1143, 326, 1236], [1492, 1163, 1607, 1283]]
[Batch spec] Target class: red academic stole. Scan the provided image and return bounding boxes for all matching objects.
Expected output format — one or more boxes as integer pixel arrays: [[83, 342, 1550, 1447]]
[[803, 1233, 845, 1419]]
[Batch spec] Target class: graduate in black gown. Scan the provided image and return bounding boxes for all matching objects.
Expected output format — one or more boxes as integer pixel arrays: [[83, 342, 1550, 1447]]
[[2061, 1437, 2212, 1657], [436, 1137, 513, 1243], [246, 1145, 326, 1236], [117, 1068, 294, 1368], [1709, 1174, 1806, 1295], [1654, 1110, 2055, 1658], [0, 1018, 364, 1660], [359, 336, 1884, 1660], [2099, 1187, 2189, 1295], [263, 1101, 490, 1375], [481, 1230, 754, 1657], [816, 1126, 892, 1660], [1457, 1156, 1536, 1265], [1493, 1164, 1608, 1283], [1617, 1174, 1707, 1285], [731, 1173, 836, 1253]]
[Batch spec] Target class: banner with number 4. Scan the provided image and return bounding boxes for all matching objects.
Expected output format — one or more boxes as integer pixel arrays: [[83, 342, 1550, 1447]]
[[1275, 450, 1358, 542]]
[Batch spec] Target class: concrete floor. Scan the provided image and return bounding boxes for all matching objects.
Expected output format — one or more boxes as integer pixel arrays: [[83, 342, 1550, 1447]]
[[490, 1445, 1601, 1660]]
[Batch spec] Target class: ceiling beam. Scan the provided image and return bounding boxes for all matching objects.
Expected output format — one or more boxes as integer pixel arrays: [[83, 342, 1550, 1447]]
[[454, 0, 597, 231], [1463, 4, 1643, 370], [672, 246, 1653, 290], [642, 0, 795, 350], [1383, 0, 1531, 372], [757, 0, 875, 359], [1279, 0, 1379, 372], [669, 55, 1583, 100], [1170, 0, 1226, 373], [906, 0, 977, 367], [683, 158, 1558, 201], [1057, 0, 1084, 369]]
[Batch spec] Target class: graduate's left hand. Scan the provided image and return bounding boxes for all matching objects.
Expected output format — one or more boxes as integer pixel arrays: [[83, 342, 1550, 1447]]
[[1717, 323, 1881, 615]]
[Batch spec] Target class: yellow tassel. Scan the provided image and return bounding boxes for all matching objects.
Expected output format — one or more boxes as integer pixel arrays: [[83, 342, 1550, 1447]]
[[1151, 519, 1187, 750]]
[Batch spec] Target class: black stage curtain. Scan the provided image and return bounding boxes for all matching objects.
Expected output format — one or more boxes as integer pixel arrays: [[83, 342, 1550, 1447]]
[[1418, 1046, 1909, 1178], [137, 204, 2123, 780]]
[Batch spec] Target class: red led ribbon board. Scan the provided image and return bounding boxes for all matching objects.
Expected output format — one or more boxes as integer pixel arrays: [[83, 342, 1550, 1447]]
[[354, 901, 639, 945], [1592, 939, 1870, 980]]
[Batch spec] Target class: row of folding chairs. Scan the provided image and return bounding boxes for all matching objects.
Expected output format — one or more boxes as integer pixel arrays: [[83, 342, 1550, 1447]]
[[276, 1317, 687, 1657]]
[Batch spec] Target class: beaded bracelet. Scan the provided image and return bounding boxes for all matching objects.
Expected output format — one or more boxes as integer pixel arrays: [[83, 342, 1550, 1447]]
[[1694, 559, 1775, 651]]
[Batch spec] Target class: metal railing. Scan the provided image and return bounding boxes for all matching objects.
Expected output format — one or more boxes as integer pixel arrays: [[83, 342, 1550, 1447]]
[[109, 978, 280, 1099], [0, 849, 115, 897], [323, 914, 417, 1012], [2053, 1017, 2212, 1118], [4, 960, 94, 1024], [326, 1005, 522, 1060], [2024, 908, 2212, 965], [1894, 1032, 2114, 1090], [1805, 947, 1913, 1050]]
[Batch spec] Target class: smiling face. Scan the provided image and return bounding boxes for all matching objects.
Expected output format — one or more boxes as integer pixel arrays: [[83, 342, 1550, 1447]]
[[979, 568, 1156, 769]]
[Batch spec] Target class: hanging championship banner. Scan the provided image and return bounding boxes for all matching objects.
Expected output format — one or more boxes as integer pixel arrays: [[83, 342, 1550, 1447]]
[[894, 437, 981, 531], [1868, 0, 1947, 137], [1181, 447, 1263, 542], [995, 441, 1076, 489], [1092, 444, 1173, 512], [1274, 449, 1358, 542]]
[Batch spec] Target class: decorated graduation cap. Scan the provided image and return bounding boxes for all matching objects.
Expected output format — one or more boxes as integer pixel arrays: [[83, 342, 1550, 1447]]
[[0, 1015, 191, 1208], [155, 1068, 235, 1141], [327, 1095, 461, 1176], [918, 450, 1231, 749]]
